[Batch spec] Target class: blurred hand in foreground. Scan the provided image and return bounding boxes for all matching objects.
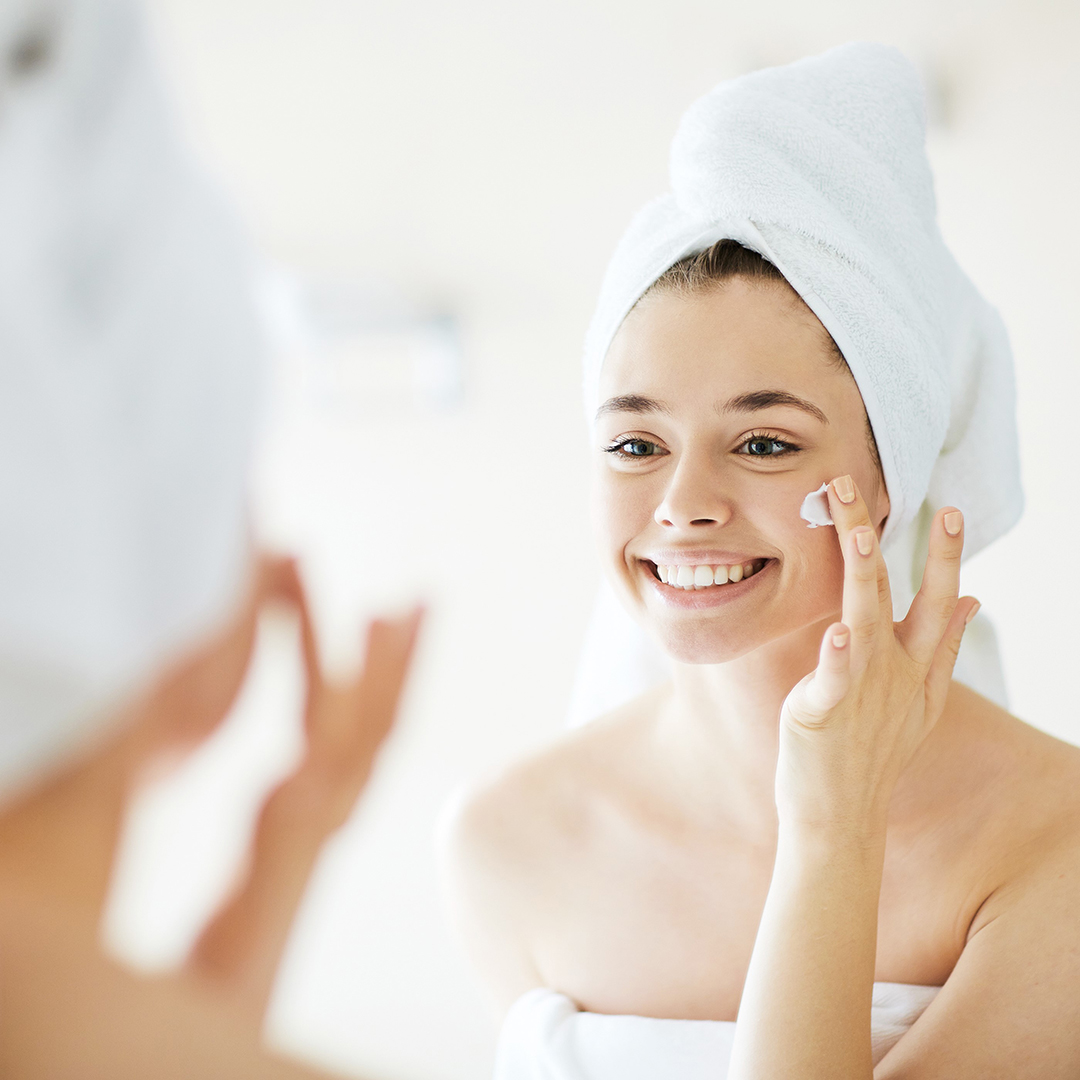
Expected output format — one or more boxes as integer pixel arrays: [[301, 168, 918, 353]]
[[187, 558, 423, 1019], [0, 555, 422, 1079]]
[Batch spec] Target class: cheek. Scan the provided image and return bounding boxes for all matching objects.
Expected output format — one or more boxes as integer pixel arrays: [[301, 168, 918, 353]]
[[784, 525, 846, 611], [591, 467, 656, 558], [750, 483, 847, 613]]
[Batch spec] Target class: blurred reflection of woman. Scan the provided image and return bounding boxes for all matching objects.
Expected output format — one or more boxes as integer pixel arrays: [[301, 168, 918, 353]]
[[445, 45, 1080, 1079], [0, 3, 418, 1076]]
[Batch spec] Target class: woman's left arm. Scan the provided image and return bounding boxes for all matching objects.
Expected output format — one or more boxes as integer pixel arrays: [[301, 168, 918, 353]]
[[728, 477, 977, 1080]]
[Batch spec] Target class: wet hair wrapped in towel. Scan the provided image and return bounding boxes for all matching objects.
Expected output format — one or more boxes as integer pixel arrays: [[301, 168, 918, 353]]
[[570, 43, 1022, 723]]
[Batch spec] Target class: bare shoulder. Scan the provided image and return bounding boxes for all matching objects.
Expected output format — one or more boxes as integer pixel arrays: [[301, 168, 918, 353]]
[[438, 688, 663, 1010], [443, 686, 663, 864], [879, 690, 1080, 1077], [946, 681, 1080, 828], [939, 682, 1080, 911]]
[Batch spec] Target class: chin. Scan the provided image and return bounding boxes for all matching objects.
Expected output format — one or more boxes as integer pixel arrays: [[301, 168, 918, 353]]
[[647, 598, 841, 667], [652, 619, 771, 665]]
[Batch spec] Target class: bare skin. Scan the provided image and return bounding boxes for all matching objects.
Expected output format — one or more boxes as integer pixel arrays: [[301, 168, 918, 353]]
[[443, 278, 1080, 1076], [0, 557, 423, 1076]]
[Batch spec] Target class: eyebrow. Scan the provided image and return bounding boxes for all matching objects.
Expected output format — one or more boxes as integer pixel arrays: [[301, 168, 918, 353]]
[[595, 389, 828, 425], [594, 393, 670, 419], [720, 389, 829, 425]]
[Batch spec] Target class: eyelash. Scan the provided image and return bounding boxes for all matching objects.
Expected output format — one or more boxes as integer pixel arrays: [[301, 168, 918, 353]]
[[602, 431, 802, 460]]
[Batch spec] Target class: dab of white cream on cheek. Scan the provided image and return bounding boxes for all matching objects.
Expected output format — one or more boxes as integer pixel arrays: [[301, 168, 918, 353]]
[[800, 483, 834, 528]]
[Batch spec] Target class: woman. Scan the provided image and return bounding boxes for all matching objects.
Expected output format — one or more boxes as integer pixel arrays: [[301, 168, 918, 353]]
[[0, 2, 420, 1074], [444, 44, 1080, 1078]]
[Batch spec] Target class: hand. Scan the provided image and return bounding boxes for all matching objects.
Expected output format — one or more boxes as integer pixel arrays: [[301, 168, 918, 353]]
[[187, 557, 423, 1018], [776, 476, 979, 837], [264, 558, 423, 834]]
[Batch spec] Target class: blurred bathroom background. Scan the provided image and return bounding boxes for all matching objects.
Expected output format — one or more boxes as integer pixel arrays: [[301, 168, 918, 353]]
[[100, 1, 1080, 1077]]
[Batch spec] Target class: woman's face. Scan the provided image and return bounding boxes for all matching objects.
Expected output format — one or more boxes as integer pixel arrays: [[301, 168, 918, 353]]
[[593, 277, 889, 664]]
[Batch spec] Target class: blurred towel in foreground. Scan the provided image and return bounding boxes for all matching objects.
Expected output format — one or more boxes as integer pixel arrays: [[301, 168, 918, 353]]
[[0, 0, 262, 802]]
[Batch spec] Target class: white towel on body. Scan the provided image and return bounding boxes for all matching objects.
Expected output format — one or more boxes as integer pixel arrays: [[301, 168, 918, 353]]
[[569, 43, 1021, 724], [0, 0, 262, 802], [495, 983, 940, 1079]]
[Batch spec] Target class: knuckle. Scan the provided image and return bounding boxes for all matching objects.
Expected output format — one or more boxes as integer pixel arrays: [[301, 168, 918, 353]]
[[917, 582, 957, 610], [898, 650, 923, 677], [837, 507, 872, 530], [788, 706, 830, 730], [938, 545, 963, 567], [931, 593, 959, 622], [877, 575, 892, 606], [852, 559, 877, 583], [929, 536, 963, 566]]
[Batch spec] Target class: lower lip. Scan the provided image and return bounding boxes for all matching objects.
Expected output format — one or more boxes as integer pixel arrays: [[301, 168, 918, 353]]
[[643, 559, 775, 609]]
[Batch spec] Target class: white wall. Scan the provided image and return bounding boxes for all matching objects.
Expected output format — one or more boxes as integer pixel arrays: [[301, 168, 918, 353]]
[[108, 3, 1080, 1078]]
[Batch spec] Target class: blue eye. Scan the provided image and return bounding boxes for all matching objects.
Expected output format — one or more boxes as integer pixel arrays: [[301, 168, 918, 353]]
[[738, 434, 798, 457], [604, 437, 663, 458]]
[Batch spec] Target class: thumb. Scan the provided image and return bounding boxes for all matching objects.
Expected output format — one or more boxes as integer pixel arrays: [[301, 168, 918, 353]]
[[786, 623, 852, 728]]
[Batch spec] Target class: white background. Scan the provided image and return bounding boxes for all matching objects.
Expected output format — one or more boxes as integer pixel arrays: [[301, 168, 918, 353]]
[[105, 3, 1080, 1078]]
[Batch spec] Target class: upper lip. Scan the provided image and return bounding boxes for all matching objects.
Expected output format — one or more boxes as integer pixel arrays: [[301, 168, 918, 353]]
[[640, 551, 771, 565]]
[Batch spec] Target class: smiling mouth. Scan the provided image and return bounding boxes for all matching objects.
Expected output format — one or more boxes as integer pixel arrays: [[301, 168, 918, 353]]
[[646, 558, 770, 590]]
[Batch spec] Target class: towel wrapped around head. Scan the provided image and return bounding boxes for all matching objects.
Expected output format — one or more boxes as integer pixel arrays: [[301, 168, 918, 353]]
[[0, 0, 262, 801], [570, 43, 1022, 724]]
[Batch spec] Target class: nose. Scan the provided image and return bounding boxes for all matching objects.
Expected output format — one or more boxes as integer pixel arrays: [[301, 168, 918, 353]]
[[654, 452, 734, 530]]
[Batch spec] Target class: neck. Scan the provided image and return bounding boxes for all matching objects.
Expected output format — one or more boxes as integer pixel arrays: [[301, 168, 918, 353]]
[[657, 617, 834, 838]]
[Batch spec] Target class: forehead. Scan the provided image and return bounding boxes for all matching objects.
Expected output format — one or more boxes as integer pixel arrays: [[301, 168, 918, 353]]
[[601, 278, 858, 411]]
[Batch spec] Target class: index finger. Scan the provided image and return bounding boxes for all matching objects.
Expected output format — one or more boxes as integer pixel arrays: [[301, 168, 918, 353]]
[[827, 474, 893, 652], [349, 608, 424, 752]]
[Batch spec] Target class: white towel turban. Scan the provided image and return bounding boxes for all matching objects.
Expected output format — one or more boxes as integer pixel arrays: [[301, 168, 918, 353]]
[[570, 43, 1022, 724], [0, 0, 263, 801]]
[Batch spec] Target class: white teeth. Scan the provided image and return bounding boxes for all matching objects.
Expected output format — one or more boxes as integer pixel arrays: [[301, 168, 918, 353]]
[[654, 561, 763, 589]]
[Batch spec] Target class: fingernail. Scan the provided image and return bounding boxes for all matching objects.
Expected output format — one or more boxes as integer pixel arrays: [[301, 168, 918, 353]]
[[855, 529, 874, 556], [832, 630, 849, 648], [833, 475, 856, 504], [944, 510, 963, 537], [965, 601, 981, 626]]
